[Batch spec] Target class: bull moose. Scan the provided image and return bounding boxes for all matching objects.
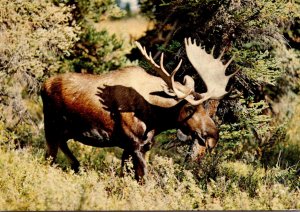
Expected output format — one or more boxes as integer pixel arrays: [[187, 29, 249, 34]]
[[41, 38, 235, 180]]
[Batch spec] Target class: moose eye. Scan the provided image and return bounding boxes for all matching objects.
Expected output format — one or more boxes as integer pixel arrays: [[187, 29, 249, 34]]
[[185, 105, 195, 115]]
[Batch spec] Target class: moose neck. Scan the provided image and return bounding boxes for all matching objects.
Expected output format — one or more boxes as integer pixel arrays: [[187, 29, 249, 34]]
[[151, 99, 188, 134], [97, 85, 189, 134]]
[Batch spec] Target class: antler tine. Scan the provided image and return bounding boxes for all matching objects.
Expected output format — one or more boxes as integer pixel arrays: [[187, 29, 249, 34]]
[[148, 52, 156, 66], [159, 53, 173, 77], [135, 41, 193, 100], [170, 60, 193, 99], [227, 65, 239, 79], [136, 41, 170, 85], [225, 55, 235, 69], [184, 93, 212, 106], [211, 45, 215, 56], [136, 42, 160, 68], [218, 48, 226, 59], [160, 52, 192, 99]]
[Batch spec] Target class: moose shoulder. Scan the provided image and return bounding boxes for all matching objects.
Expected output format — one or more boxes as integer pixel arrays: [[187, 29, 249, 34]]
[[41, 38, 235, 181]]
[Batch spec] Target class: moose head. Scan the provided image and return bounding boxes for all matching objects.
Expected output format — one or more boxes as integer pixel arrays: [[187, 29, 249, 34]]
[[135, 38, 235, 159]]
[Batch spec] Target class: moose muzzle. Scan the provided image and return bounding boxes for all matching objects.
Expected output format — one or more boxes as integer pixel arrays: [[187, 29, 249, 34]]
[[178, 129, 218, 162]]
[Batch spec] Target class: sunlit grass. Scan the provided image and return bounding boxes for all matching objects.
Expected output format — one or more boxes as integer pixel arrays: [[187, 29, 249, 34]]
[[287, 98, 300, 145], [95, 15, 154, 42], [0, 145, 299, 210]]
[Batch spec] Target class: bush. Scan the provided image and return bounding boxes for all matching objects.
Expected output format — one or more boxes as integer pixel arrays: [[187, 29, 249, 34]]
[[0, 0, 132, 148], [136, 0, 300, 166], [66, 27, 131, 74], [0, 0, 299, 210], [57, 0, 132, 74], [0, 0, 79, 148]]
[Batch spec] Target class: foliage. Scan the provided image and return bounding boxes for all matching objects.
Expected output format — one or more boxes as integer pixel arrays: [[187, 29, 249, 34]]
[[136, 0, 300, 166], [0, 0, 79, 147], [137, 0, 300, 97], [54, 0, 124, 23], [0, 0, 132, 148], [64, 28, 130, 73], [56, 0, 131, 74]]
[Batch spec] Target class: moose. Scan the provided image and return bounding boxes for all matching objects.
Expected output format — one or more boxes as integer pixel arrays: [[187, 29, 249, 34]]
[[41, 38, 235, 180]]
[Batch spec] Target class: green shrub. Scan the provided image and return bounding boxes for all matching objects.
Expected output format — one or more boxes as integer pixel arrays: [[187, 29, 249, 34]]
[[0, 0, 79, 147], [66, 27, 131, 74], [57, 0, 132, 74], [0, 0, 131, 149], [0, 0, 299, 210]]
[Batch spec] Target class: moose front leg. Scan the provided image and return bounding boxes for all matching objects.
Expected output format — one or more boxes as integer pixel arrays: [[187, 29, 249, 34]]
[[122, 143, 153, 181], [129, 129, 155, 181], [120, 112, 155, 181], [120, 150, 130, 177], [132, 150, 147, 181], [120, 149, 147, 181], [121, 149, 147, 182]]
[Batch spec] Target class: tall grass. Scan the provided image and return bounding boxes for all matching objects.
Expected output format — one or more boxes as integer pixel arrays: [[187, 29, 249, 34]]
[[0, 144, 299, 210]]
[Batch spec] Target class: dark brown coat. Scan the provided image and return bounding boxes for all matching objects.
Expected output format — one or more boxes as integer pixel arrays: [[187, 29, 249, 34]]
[[41, 66, 218, 180]]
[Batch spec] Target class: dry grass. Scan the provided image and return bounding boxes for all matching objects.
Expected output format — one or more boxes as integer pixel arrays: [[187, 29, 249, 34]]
[[287, 98, 300, 146], [0, 145, 299, 210], [95, 15, 154, 43]]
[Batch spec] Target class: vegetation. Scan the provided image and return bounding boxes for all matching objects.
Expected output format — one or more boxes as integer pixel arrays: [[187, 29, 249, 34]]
[[0, 0, 299, 210], [0, 146, 299, 210], [0, 0, 79, 149], [136, 0, 300, 168], [55, 0, 131, 74]]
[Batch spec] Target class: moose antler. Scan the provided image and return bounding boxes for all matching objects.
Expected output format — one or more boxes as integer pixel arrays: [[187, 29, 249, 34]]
[[184, 37, 236, 100], [135, 41, 193, 100]]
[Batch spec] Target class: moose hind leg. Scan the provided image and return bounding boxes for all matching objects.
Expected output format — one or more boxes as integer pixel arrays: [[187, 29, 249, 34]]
[[44, 127, 60, 165], [59, 142, 80, 173], [43, 112, 64, 166], [45, 140, 59, 165]]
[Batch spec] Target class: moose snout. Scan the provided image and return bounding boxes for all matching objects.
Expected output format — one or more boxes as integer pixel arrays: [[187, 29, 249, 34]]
[[206, 137, 217, 150], [187, 132, 218, 162], [194, 131, 217, 149]]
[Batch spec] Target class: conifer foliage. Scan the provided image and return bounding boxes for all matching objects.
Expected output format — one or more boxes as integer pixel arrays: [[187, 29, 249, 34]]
[[136, 0, 300, 163], [56, 0, 130, 74]]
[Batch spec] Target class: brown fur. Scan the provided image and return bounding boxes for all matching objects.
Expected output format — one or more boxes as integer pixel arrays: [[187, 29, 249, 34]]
[[41, 66, 218, 181]]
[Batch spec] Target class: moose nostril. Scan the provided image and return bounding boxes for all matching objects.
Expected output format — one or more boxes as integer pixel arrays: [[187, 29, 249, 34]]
[[195, 132, 206, 146]]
